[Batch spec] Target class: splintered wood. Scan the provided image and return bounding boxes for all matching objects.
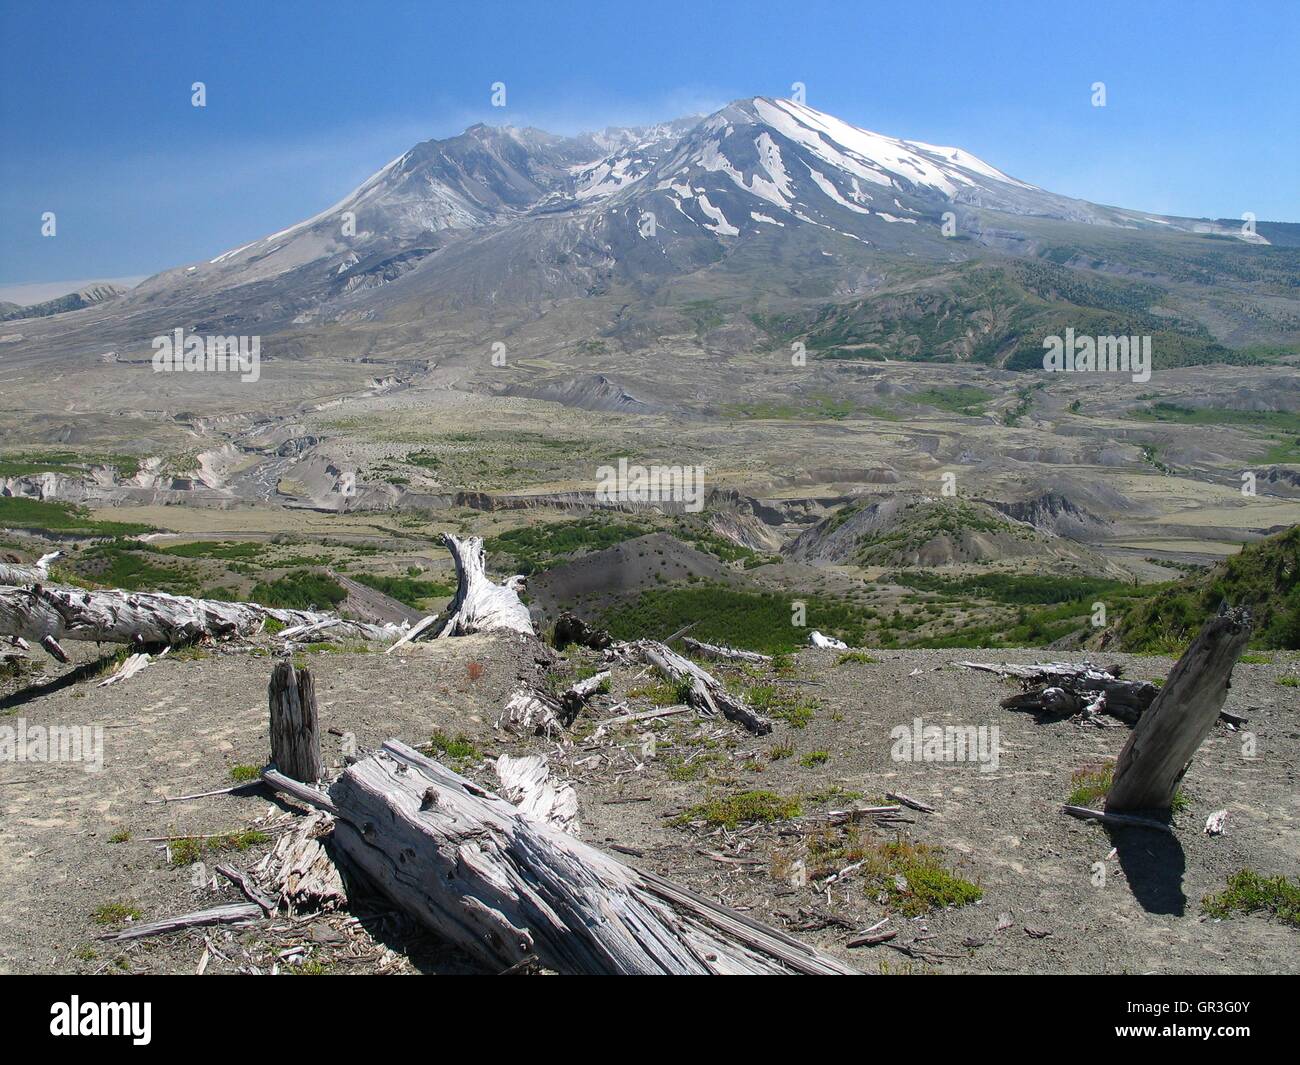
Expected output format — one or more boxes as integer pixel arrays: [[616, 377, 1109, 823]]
[[269, 660, 323, 784]]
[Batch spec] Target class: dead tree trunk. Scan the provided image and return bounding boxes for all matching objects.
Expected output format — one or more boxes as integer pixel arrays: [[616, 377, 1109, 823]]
[[269, 660, 323, 784], [327, 740, 855, 974], [430, 535, 535, 639], [0, 583, 402, 647], [1106, 607, 1252, 814], [681, 637, 771, 664], [630, 640, 772, 734]]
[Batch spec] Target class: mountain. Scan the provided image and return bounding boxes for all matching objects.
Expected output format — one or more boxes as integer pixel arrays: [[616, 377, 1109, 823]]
[[9, 97, 1299, 376], [0, 282, 126, 322]]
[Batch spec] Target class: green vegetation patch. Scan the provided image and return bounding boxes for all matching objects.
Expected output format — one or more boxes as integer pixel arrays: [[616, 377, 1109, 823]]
[[673, 790, 803, 828], [352, 572, 455, 608], [599, 585, 868, 654], [1118, 526, 1300, 652], [486, 517, 652, 574], [0, 497, 153, 536], [250, 570, 347, 611], [1202, 869, 1300, 926]]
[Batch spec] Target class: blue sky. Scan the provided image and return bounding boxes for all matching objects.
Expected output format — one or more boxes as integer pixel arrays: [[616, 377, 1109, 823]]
[[1, 0, 1297, 287]]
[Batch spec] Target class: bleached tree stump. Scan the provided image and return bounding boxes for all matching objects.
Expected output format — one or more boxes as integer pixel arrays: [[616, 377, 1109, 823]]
[[269, 660, 323, 784], [430, 535, 535, 639], [1106, 607, 1252, 813]]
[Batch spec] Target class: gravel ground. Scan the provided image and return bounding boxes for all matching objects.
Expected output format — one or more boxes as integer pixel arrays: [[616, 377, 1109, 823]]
[[0, 635, 1296, 975]]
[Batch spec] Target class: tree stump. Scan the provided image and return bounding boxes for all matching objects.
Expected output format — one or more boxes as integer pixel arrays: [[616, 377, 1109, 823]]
[[1106, 607, 1252, 814], [269, 660, 322, 783]]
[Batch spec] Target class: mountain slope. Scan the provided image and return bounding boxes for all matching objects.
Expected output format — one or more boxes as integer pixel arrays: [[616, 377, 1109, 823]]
[[1116, 525, 1300, 651], [9, 96, 1298, 381]]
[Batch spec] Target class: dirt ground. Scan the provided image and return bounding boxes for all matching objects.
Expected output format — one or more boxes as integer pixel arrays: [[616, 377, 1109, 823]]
[[0, 633, 1296, 975]]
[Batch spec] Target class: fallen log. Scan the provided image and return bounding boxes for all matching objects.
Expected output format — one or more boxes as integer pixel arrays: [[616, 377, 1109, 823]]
[[592, 703, 691, 738], [430, 534, 534, 638], [0, 583, 402, 648], [629, 639, 772, 735], [1106, 607, 1252, 814], [327, 740, 856, 974], [681, 637, 772, 664], [960, 660, 1159, 724]]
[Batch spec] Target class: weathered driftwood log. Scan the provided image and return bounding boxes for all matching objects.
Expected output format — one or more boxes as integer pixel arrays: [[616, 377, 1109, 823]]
[[0, 551, 59, 586], [269, 660, 322, 783], [430, 534, 534, 639], [1106, 607, 1252, 814], [682, 637, 772, 664], [0, 583, 402, 648], [327, 740, 856, 974], [630, 639, 772, 734]]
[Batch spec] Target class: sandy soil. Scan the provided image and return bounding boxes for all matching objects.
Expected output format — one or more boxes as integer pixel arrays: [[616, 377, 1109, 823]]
[[0, 635, 1296, 975]]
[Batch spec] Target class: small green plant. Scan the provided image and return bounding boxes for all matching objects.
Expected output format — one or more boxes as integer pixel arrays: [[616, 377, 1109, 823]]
[[768, 741, 795, 760], [628, 679, 683, 707], [1069, 762, 1187, 812], [92, 902, 142, 926], [428, 730, 479, 761], [1277, 676, 1299, 687], [862, 838, 982, 917], [108, 829, 130, 844], [169, 830, 270, 866], [1202, 869, 1300, 926], [835, 651, 876, 665], [799, 751, 830, 767], [229, 764, 261, 783], [673, 790, 802, 828], [285, 959, 331, 975], [1067, 763, 1114, 807], [1238, 653, 1271, 664]]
